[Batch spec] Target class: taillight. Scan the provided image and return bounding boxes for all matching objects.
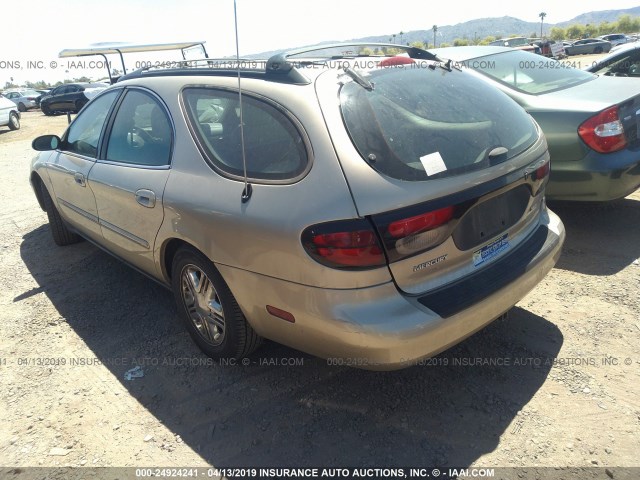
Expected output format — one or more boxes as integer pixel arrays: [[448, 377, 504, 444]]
[[534, 160, 550, 180], [388, 206, 454, 238], [373, 204, 458, 262], [578, 106, 627, 153], [302, 219, 385, 269]]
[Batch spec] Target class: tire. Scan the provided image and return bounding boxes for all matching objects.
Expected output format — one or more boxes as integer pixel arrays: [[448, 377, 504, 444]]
[[41, 104, 53, 116], [594, 46, 603, 54], [171, 247, 262, 359], [18, 102, 26, 112], [8, 112, 20, 130], [40, 183, 81, 246]]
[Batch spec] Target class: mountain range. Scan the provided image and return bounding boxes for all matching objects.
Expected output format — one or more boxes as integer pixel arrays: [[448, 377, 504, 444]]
[[249, 6, 640, 58]]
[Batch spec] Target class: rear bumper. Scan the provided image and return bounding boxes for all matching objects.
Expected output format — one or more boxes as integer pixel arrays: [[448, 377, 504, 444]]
[[547, 147, 640, 201], [219, 209, 565, 370]]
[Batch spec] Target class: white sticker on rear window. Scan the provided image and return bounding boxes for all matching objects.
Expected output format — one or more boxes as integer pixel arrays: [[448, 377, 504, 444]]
[[419, 152, 447, 176]]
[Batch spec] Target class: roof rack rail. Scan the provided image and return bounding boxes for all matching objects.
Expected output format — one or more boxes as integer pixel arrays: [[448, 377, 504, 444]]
[[277, 42, 442, 62], [262, 42, 445, 76], [118, 57, 311, 85]]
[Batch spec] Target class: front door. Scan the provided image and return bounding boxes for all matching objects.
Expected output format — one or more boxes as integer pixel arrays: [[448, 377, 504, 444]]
[[45, 89, 122, 241]]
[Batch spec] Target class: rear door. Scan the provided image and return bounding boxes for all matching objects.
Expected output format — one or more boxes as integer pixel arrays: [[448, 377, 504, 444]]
[[45, 89, 122, 241], [88, 88, 173, 275]]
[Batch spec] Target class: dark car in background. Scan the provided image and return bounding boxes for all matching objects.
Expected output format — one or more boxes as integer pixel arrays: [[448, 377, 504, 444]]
[[564, 38, 612, 56], [40, 83, 108, 115], [434, 46, 640, 201]]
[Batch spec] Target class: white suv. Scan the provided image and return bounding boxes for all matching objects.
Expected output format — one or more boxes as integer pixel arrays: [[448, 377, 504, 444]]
[[599, 34, 629, 47]]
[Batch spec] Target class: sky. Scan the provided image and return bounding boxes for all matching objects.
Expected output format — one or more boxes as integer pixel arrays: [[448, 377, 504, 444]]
[[2, 0, 639, 85]]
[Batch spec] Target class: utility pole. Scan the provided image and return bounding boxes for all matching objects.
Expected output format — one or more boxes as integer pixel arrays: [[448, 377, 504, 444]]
[[433, 25, 438, 48]]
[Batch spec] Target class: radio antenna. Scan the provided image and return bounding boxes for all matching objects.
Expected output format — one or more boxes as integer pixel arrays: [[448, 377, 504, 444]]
[[234, 0, 252, 203]]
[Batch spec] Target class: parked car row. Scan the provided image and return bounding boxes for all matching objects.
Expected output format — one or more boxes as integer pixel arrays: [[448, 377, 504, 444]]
[[0, 82, 109, 119]]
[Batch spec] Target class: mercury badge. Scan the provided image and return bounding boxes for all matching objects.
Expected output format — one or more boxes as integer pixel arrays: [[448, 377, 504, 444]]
[[413, 254, 448, 272]]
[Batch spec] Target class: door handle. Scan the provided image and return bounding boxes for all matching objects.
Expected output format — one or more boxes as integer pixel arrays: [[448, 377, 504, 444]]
[[74, 172, 86, 186], [135, 189, 156, 208]]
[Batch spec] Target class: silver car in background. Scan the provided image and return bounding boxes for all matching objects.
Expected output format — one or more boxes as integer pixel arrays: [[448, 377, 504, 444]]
[[30, 44, 564, 369], [3, 89, 40, 111]]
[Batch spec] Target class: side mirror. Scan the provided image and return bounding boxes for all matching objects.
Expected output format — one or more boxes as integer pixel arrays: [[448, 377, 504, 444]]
[[32, 135, 61, 151]]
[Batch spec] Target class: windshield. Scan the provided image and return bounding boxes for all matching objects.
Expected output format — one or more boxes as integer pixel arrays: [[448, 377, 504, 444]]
[[471, 50, 595, 94], [340, 63, 538, 181]]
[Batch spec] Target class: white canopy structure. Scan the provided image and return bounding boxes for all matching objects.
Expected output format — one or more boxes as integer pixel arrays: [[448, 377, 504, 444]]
[[58, 41, 208, 83]]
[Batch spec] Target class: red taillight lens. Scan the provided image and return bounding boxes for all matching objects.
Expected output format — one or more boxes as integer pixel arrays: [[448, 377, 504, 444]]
[[534, 160, 550, 180], [578, 106, 627, 153], [302, 220, 385, 269], [388, 206, 454, 238]]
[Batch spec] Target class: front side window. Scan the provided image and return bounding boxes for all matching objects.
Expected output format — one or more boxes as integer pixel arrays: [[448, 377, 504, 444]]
[[105, 89, 173, 166], [64, 90, 120, 158], [182, 88, 308, 182], [340, 63, 539, 181]]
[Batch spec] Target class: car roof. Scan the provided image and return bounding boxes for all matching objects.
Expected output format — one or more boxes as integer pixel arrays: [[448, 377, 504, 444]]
[[118, 42, 444, 85]]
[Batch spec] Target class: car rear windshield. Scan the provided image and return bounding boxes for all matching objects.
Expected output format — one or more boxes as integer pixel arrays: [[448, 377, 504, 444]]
[[340, 63, 538, 181], [471, 50, 595, 94]]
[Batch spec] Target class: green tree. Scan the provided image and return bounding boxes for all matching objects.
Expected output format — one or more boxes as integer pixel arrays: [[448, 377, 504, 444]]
[[549, 27, 565, 40], [616, 14, 640, 33], [565, 24, 585, 39], [598, 21, 612, 35], [479, 35, 496, 46], [453, 38, 469, 46], [583, 24, 598, 37]]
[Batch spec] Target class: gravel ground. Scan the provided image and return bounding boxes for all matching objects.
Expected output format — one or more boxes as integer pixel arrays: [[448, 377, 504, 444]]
[[0, 110, 639, 478]]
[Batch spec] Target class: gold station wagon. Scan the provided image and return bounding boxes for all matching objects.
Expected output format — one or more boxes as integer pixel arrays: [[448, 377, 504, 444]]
[[30, 44, 564, 369]]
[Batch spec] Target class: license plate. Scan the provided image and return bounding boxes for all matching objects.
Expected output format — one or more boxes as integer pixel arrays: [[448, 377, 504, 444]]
[[473, 233, 509, 267]]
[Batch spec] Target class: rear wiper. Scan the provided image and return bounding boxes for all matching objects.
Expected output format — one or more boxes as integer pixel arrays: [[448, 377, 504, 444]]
[[343, 66, 374, 91]]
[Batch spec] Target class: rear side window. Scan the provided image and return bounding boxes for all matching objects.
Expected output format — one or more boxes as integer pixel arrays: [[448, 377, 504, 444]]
[[340, 64, 538, 181], [64, 90, 120, 158], [182, 88, 309, 182], [105, 89, 173, 166]]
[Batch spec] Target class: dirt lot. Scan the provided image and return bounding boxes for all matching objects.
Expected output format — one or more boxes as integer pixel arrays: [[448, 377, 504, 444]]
[[0, 110, 639, 478]]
